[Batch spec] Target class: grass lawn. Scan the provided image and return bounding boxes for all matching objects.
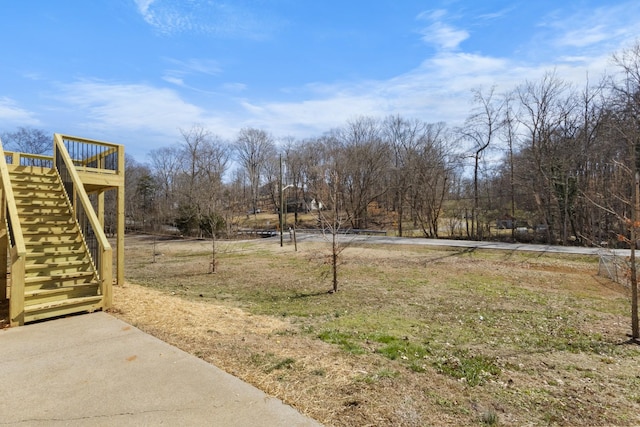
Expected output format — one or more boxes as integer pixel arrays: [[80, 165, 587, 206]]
[[113, 234, 640, 426]]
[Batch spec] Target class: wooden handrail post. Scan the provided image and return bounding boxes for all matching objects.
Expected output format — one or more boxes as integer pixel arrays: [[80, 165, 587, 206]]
[[9, 254, 24, 326], [116, 144, 125, 286], [0, 186, 6, 301]]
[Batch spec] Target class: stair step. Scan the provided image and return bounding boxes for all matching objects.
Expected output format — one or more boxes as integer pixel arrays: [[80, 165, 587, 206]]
[[16, 201, 69, 209], [20, 218, 75, 226], [22, 225, 77, 234], [9, 168, 57, 179], [25, 271, 95, 285], [27, 248, 87, 259], [24, 283, 100, 300], [23, 295, 103, 323], [9, 176, 59, 186], [12, 189, 66, 198], [23, 235, 81, 245], [14, 199, 68, 207], [26, 269, 94, 281], [11, 185, 62, 194], [26, 259, 93, 272], [22, 228, 77, 236], [9, 168, 56, 177], [27, 244, 86, 255], [17, 207, 72, 217], [26, 258, 90, 269], [12, 182, 63, 190], [9, 170, 57, 176]]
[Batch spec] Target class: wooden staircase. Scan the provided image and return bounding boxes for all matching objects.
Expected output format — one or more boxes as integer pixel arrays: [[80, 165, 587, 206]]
[[10, 166, 102, 323], [1, 133, 125, 326]]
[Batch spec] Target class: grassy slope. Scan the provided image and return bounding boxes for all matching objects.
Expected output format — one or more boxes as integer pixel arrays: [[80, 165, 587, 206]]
[[115, 235, 640, 426]]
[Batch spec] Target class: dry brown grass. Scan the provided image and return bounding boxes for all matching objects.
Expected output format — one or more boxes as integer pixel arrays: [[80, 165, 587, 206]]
[[31, 234, 640, 426], [112, 283, 475, 426]]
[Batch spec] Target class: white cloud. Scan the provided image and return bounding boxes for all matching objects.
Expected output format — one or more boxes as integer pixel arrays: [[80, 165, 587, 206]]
[[162, 58, 222, 88], [417, 9, 469, 51], [134, 0, 155, 16], [556, 26, 609, 49], [477, 7, 515, 21], [162, 75, 184, 86], [133, 0, 276, 39], [221, 82, 247, 92], [51, 80, 243, 154], [227, 42, 622, 141], [57, 80, 204, 134], [165, 58, 221, 75], [539, 1, 640, 55], [0, 97, 41, 128]]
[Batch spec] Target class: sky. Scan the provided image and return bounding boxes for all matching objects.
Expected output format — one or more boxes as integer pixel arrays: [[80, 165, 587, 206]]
[[1, 0, 640, 161]]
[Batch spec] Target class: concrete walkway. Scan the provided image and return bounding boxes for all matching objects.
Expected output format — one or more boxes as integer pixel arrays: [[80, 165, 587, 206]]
[[0, 312, 322, 426]]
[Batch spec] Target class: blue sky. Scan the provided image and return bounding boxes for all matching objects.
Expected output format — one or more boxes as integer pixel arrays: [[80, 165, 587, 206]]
[[1, 0, 640, 160]]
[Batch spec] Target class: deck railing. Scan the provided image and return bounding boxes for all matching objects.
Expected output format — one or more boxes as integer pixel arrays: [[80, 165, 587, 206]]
[[0, 140, 27, 325], [59, 135, 120, 173], [4, 151, 54, 168], [53, 134, 113, 307]]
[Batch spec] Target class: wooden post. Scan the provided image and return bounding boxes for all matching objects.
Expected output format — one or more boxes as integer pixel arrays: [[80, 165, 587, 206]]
[[116, 145, 125, 286], [97, 190, 105, 230], [101, 249, 113, 309], [0, 187, 6, 301], [9, 255, 24, 326]]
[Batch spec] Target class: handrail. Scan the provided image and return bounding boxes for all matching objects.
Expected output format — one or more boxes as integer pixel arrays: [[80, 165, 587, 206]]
[[0, 141, 26, 257], [57, 134, 121, 149], [58, 134, 119, 172], [53, 134, 112, 280], [1, 138, 27, 325], [4, 151, 54, 168]]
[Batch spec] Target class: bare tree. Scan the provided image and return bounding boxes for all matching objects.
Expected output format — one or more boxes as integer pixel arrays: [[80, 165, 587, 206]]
[[312, 142, 354, 293], [166, 125, 231, 241], [573, 76, 607, 246], [458, 87, 504, 239], [336, 116, 390, 229], [149, 145, 182, 228], [382, 115, 426, 236], [1, 126, 51, 155], [501, 91, 519, 240], [516, 71, 575, 243], [610, 41, 640, 341], [234, 128, 276, 217], [409, 122, 454, 238], [124, 155, 154, 232]]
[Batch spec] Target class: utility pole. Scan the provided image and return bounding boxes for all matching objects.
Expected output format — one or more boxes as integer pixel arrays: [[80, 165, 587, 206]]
[[279, 154, 284, 247]]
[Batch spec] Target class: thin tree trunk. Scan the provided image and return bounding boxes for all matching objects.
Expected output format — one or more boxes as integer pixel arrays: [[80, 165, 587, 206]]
[[210, 228, 216, 274], [631, 170, 639, 340]]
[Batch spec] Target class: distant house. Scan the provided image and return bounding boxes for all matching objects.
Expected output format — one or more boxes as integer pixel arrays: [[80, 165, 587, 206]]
[[310, 198, 324, 211]]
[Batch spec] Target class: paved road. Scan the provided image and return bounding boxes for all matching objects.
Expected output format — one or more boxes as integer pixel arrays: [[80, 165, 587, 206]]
[[292, 232, 629, 257]]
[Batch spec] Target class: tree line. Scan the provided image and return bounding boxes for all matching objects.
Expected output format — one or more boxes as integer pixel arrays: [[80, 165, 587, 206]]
[[120, 43, 640, 248], [4, 42, 640, 248]]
